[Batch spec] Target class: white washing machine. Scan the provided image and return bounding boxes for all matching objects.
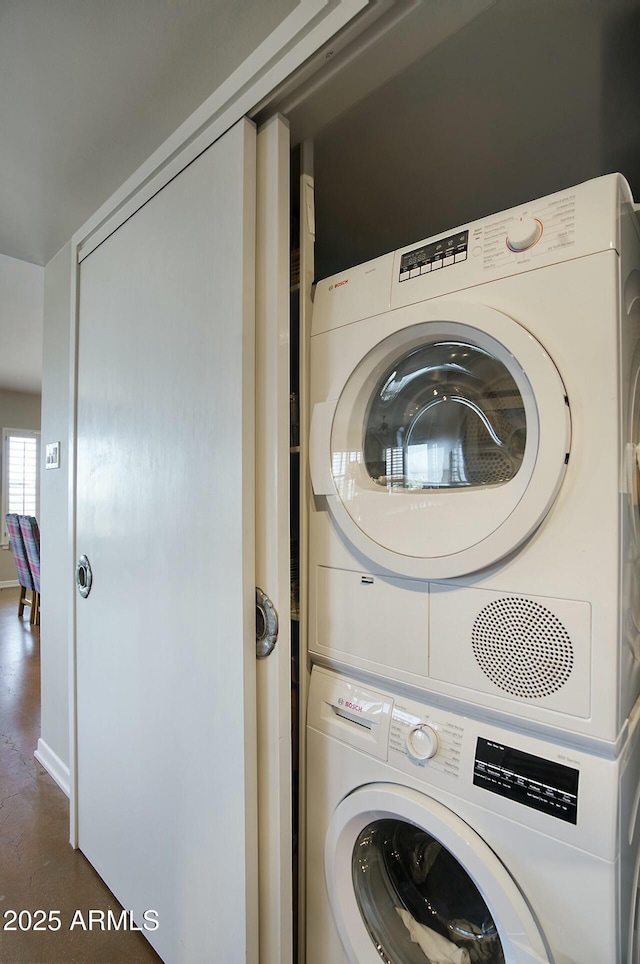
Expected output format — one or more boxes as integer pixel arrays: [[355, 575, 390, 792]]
[[306, 666, 640, 964], [308, 173, 640, 747]]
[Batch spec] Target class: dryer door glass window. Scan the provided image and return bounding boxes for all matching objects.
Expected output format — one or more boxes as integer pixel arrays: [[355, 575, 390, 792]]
[[364, 342, 526, 490], [352, 818, 505, 964]]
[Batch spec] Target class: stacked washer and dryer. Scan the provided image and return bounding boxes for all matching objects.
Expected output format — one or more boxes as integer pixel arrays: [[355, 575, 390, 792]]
[[305, 174, 640, 963]]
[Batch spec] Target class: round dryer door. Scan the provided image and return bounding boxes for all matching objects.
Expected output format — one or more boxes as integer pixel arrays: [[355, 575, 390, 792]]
[[627, 349, 640, 550], [325, 783, 550, 964], [310, 301, 570, 579], [624, 348, 640, 663]]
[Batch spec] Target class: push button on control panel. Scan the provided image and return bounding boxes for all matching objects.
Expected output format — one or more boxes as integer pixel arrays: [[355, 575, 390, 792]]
[[399, 231, 469, 281]]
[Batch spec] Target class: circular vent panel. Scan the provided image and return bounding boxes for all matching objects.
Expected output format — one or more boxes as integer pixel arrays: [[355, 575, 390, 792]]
[[472, 598, 573, 699]]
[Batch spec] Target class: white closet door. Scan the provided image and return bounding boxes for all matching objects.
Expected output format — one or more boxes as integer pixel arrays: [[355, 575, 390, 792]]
[[75, 118, 258, 964]]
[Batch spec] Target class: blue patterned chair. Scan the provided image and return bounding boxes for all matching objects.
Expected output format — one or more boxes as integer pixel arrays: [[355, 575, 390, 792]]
[[5, 513, 36, 621], [18, 515, 40, 626]]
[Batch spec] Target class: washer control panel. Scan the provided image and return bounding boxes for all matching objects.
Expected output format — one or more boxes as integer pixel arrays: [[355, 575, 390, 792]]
[[389, 698, 464, 779], [387, 693, 578, 825], [473, 737, 579, 824], [407, 723, 439, 761]]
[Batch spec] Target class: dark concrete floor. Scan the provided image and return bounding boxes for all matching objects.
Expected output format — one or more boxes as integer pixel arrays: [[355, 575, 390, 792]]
[[0, 587, 161, 964]]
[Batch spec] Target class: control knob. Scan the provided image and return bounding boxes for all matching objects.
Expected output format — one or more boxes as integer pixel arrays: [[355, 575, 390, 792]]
[[406, 723, 439, 761], [506, 217, 543, 252]]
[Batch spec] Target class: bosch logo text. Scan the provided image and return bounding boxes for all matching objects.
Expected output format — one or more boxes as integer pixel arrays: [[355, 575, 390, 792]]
[[328, 279, 349, 291], [345, 701, 363, 712]]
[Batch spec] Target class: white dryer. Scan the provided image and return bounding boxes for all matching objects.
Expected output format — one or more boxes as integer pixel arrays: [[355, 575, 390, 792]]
[[306, 666, 640, 964], [308, 173, 640, 747]]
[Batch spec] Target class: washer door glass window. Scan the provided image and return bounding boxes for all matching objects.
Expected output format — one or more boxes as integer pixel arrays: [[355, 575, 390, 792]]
[[353, 818, 504, 964], [364, 341, 525, 491], [325, 785, 550, 964]]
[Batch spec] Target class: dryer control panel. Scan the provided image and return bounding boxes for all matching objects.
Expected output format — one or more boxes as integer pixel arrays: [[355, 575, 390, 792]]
[[389, 172, 626, 312], [399, 230, 468, 281]]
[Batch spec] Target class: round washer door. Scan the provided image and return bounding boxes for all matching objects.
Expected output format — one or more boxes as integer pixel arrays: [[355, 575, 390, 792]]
[[325, 783, 550, 964], [310, 301, 570, 579]]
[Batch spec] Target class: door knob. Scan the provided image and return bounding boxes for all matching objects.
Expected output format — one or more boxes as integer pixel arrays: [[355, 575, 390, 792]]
[[256, 587, 278, 658], [76, 554, 93, 598]]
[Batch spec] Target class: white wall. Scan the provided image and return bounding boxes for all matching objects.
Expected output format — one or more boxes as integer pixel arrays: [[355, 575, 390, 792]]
[[0, 389, 41, 584], [0, 253, 44, 392], [37, 242, 71, 788], [0, 252, 43, 583]]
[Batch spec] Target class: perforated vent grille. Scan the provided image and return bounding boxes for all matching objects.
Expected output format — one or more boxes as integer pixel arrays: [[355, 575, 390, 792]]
[[472, 598, 573, 699]]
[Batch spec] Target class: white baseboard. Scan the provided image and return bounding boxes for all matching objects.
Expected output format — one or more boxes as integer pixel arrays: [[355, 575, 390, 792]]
[[35, 739, 71, 798], [0, 579, 19, 589]]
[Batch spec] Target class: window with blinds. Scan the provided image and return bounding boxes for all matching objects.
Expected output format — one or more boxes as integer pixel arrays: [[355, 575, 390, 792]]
[[1, 429, 40, 546]]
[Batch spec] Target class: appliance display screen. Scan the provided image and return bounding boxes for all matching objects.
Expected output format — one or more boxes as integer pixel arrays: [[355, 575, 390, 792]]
[[399, 230, 469, 280], [473, 737, 579, 824]]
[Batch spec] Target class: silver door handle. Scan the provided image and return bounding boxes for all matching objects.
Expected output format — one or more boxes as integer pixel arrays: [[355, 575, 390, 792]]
[[256, 587, 278, 658], [76, 554, 93, 598]]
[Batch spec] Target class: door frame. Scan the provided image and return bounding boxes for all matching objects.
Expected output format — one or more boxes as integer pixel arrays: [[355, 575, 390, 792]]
[[255, 114, 294, 963], [66, 0, 372, 846]]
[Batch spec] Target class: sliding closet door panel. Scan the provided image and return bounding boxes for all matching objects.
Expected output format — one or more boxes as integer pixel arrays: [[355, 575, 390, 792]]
[[75, 118, 258, 964]]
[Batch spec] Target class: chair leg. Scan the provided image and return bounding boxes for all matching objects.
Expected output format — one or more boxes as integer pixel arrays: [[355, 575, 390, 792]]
[[18, 585, 26, 617], [30, 591, 39, 626]]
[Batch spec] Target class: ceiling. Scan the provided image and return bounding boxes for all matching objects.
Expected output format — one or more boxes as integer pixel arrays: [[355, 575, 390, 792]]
[[0, 0, 297, 268]]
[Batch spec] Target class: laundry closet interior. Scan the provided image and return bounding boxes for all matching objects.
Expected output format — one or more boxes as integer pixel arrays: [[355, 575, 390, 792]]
[[276, 0, 640, 961]]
